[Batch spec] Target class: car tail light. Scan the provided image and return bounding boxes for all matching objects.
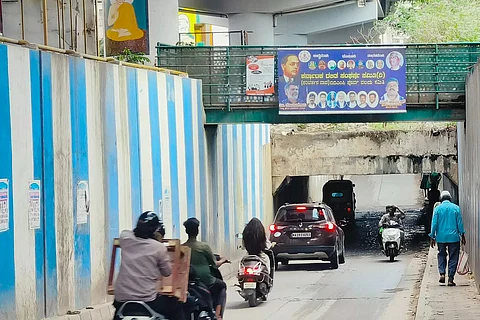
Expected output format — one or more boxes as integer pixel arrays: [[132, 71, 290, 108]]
[[347, 207, 352, 212], [269, 224, 287, 232], [326, 222, 336, 231]]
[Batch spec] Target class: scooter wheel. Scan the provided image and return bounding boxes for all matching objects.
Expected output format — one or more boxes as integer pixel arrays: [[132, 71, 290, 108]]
[[248, 291, 258, 307]]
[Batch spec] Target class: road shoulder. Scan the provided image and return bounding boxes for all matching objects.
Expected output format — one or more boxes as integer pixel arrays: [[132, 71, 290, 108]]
[[415, 246, 480, 319]]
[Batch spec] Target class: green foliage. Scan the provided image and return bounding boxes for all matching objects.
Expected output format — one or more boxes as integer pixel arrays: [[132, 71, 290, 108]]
[[378, 0, 480, 43], [115, 48, 151, 65]]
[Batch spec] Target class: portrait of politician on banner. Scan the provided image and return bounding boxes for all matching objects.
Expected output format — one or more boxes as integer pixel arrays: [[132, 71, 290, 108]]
[[277, 47, 407, 115]]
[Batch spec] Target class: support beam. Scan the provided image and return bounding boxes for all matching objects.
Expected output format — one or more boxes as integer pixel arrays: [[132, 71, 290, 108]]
[[205, 108, 466, 124], [274, 1, 378, 36]]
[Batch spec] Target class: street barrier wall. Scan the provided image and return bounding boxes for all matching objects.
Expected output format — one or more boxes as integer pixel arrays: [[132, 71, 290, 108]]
[[458, 62, 480, 293], [0, 42, 272, 320]]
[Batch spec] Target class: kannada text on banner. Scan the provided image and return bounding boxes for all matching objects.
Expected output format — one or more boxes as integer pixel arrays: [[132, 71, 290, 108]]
[[277, 47, 407, 115]]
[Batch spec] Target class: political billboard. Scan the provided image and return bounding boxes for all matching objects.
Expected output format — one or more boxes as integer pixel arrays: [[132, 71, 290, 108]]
[[277, 47, 407, 115]]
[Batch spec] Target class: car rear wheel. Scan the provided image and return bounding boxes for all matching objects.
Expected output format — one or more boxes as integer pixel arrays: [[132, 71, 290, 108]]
[[330, 248, 339, 269], [339, 251, 345, 264]]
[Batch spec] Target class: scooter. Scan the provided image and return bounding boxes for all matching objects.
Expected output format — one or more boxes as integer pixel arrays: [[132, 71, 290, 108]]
[[236, 245, 275, 307], [381, 220, 404, 262]]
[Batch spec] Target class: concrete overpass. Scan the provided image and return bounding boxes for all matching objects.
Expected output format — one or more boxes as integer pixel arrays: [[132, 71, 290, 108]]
[[271, 128, 458, 191], [180, 0, 387, 45]]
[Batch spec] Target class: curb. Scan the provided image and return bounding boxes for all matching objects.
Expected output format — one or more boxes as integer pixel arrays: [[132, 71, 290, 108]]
[[414, 246, 436, 320]]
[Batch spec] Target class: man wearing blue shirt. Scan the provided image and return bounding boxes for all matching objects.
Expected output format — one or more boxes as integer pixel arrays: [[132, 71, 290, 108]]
[[429, 191, 466, 286]]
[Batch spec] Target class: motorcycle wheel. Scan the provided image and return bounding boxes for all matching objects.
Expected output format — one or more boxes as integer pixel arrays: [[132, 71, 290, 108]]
[[389, 255, 395, 262], [248, 291, 258, 307]]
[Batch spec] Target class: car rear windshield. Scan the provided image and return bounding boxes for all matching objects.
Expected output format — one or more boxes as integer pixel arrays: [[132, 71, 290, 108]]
[[324, 190, 351, 202], [276, 207, 326, 223]]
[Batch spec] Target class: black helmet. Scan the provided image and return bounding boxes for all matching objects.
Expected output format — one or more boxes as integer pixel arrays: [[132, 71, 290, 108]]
[[134, 211, 161, 239]]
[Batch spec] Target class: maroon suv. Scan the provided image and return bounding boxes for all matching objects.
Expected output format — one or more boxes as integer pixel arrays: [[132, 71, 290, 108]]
[[269, 203, 346, 270]]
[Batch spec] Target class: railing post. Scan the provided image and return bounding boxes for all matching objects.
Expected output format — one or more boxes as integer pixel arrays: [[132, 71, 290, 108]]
[[226, 46, 231, 112], [435, 44, 439, 110]]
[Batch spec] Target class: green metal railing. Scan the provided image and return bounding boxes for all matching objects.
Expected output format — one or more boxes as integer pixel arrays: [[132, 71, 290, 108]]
[[156, 43, 480, 112]]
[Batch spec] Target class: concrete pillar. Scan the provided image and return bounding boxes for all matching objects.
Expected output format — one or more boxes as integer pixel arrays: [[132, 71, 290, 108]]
[[228, 13, 274, 45], [274, 34, 308, 46], [149, 0, 179, 62]]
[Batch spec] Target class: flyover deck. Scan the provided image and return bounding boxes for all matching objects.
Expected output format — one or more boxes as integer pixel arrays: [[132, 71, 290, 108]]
[[156, 43, 480, 123]]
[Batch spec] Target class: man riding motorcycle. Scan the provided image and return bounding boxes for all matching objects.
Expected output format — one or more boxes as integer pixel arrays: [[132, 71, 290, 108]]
[[378, 205, 406, 247], [113, 211, 185, 320], [183, 218, 229, 320]]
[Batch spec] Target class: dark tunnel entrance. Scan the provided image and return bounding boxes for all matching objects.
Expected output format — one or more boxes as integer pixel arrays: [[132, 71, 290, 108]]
[[273, 176, 309, 212]]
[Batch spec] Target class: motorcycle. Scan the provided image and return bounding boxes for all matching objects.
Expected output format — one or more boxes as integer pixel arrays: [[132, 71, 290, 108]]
[[381, 220, 404, 262], [115, 301, 166, 320], [235, 244, 275, 307]]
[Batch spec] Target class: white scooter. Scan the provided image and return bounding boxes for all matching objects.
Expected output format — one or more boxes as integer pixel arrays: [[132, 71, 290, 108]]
[[381, 220, 404, 262]]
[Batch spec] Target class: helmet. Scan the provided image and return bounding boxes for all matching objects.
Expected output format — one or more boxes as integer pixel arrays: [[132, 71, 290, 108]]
[[134, 211, 161, 239]]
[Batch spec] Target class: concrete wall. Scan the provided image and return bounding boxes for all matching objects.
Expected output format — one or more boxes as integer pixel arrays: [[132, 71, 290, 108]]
[[458, 62, 480, 292], [272, 130, 458, 192], [0, 42, 272, 319], [308, 174, 425, 212]]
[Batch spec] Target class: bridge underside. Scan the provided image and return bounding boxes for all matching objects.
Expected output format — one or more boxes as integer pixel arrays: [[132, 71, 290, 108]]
[[206, 108, 465, 124]]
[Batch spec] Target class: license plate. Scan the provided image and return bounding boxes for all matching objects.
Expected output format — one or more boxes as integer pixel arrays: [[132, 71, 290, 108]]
[[244, 282, 256, 289], [291, 232, 311, 238]]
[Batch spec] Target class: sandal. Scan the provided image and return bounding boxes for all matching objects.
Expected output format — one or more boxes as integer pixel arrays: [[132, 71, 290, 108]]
[[439, 274, 446, 284]]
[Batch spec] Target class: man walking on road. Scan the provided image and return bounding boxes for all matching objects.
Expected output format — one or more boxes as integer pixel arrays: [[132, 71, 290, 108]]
[[429, 191, 466, 286]]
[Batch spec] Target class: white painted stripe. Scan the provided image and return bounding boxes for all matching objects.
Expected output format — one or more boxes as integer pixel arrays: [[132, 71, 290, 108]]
[[216, 126, 225, 252], [9, 45, 37, 320], [302, 300, 336, 320], [174, 77, 188, 243], [191, 81, 202, 222], [254, 124, 261, 218], [85, 60, 107, 304], [137, 70, 154, 212], [227, 125, 235, 243], [237, 125, 245, 229], [157, 73, 173, 237], [114, 66, 133, 231], [245, 125, 253, 221], [51, 54, 75, 313]]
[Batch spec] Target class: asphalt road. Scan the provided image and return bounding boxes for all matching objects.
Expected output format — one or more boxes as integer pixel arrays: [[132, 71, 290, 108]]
[[224, 210, 429, 320]]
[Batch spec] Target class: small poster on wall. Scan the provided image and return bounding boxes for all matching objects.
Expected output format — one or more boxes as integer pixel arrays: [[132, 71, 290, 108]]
[[28, 181, 41, 230], [0, 179, 9, 232], [246, 55, 275, 96], [76, 181, 90, 225]]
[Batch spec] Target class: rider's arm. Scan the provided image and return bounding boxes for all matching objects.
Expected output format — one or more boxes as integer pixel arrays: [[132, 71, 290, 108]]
[[204, 244, 223, 267], [156, 245, 172, 277], [379, 215, 386, 227], [395, 206, 406, 219]]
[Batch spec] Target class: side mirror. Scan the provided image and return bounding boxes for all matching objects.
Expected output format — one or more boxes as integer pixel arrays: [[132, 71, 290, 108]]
[[236, 233, 243, 239], [352, 184, 356, 187], [339, 220, 348, 227]]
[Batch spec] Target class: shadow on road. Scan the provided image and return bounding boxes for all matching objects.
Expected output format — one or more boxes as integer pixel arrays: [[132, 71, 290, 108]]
[[276, 262, 332, 272]]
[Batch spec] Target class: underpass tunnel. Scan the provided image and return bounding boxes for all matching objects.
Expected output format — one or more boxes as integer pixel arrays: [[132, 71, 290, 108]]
[[273, 176, 309, 213]]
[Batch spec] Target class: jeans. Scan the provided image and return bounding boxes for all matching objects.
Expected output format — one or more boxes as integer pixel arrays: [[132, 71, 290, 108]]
[[209, 278, 227, 317], [437, 242, 460, 281]]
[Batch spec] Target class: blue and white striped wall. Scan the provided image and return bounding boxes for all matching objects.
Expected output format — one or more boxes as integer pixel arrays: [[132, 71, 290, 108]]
[[0, 42, 273, 319], [207, 124, 272, 256]]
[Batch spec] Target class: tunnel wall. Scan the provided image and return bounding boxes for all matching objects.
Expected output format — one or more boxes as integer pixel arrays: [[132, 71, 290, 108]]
[[272, 129, 458, 191], [0, 42, 272, 319], [458, 62, 480, 293]]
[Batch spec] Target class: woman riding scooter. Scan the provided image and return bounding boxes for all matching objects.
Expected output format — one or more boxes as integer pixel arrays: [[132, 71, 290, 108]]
[[242, 218, 275, 278], [113, 211, 185, 320]]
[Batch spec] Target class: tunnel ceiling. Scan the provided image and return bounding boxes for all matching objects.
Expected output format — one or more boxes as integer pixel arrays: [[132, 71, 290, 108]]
[[179, 0, 358, 14]]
